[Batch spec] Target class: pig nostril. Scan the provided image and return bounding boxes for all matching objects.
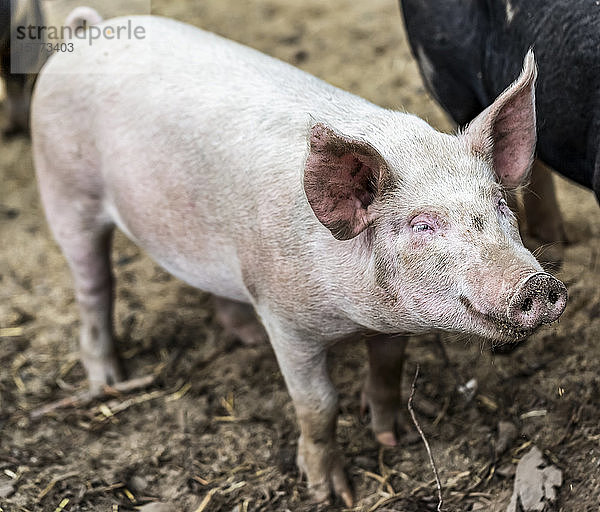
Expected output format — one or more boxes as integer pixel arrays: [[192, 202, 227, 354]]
[[521, 297, 533, 313], [509, 273, 567, 328]]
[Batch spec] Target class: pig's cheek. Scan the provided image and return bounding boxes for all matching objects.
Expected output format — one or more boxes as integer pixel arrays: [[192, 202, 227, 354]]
[[408, 233, 453, 266], [422, 246, 472, 308], [405, 246, 453, 293], [407, 230, 436, 249]]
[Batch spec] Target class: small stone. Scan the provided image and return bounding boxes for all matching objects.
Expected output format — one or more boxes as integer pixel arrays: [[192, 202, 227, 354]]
[[137, 503, 172, 512], [496, 421, 519, 456], [413, 396, 439, 418], [2, 207, 19, 219], [496, 463, 516, 479], [0, 481, 15, 499], [457, 378, 478, 403], [293, 49, 309, 64], [130, 475, 149, 492]]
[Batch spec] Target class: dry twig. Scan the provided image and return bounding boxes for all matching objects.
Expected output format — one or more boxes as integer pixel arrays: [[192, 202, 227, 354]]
[[194, 488, 218, 512], [408, 364, 443, 512], [36, 472, 79, 503], [30, 374, 157, 419]]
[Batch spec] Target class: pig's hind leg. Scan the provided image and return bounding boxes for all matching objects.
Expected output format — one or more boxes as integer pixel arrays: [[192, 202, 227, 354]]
[[60, 224, 123, 393], [36, 170, 123, 393], [67, 227, 123, 393], [213, 296, 268, 345], [361, 334, 408, 447]]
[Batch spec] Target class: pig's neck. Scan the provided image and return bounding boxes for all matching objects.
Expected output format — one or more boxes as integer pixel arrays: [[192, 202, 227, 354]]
[[332, 232, 422, 336]]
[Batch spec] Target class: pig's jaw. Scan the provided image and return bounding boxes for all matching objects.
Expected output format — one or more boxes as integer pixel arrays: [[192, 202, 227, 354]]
[[458, 294, 536, 343], [358, 277, 537, 343]]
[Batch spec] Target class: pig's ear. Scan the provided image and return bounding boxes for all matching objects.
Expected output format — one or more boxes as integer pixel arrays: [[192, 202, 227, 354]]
[[462, 50, 537, 188], [304, 123, 389, 240]]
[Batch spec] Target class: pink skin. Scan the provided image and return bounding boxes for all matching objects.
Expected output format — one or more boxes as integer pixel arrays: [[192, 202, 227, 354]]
[[32, 18, 566, 507]]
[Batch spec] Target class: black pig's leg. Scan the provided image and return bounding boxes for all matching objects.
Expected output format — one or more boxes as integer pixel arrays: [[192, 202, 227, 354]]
[[523, 159, 566, 269]]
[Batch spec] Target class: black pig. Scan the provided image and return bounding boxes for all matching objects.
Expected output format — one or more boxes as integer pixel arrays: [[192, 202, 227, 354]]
[[0, 0, 46, 136], [400, 0, 600, 263]]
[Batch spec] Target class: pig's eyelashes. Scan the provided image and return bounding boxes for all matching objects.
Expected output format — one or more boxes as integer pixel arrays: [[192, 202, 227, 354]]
[[412, 223, 433, 233], [410, 214, 438, 234]]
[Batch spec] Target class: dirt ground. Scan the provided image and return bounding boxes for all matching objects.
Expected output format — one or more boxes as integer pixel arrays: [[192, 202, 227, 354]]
[[1, 0, 599, 511]]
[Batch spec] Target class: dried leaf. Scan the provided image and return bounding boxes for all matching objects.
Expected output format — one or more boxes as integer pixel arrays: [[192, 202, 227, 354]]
[[506, 446, 562, 512]]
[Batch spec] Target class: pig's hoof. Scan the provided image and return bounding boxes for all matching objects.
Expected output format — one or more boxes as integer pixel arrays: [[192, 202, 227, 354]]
[[298, 448, 353, 507], [307, 467, 353, 508], [361, 391, 400, 447], [84, 355, 124, 394]]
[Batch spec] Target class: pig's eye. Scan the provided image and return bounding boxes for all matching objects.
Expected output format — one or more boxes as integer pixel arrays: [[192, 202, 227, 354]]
[[412, 223, 433, 233], [410, 213, 438, 234]]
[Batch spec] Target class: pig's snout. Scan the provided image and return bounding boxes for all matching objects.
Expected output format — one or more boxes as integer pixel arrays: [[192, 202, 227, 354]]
[[507, 273, 567, 329]]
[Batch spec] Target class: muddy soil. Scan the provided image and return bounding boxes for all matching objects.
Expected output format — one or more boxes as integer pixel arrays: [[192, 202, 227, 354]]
[[1, 1, 599, 511]]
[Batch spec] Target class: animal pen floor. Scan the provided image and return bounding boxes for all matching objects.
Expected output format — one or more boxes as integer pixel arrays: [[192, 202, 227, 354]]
[[1, 1, 598, 510]]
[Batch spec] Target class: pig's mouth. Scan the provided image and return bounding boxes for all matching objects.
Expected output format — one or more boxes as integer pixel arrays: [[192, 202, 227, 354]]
[[459, 295, 535, 343]]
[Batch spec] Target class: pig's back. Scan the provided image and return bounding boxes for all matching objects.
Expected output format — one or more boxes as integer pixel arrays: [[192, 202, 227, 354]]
[[31, 15, 386, 302]]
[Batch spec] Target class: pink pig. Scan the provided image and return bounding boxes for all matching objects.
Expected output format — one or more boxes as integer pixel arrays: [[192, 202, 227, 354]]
[[31, 14, 566, 506]]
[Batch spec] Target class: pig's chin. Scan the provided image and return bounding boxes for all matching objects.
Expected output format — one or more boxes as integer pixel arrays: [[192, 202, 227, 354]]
[[458, 295, 536, 344]]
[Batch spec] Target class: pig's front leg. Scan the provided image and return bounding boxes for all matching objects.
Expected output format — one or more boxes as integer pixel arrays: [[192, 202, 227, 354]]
[[262, 316, 353, 507], [361, 334, 408, 446]]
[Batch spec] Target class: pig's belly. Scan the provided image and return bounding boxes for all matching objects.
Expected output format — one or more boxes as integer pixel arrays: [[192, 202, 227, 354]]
[[107, 203, 251, 303], [151, 255, 250, 304]]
